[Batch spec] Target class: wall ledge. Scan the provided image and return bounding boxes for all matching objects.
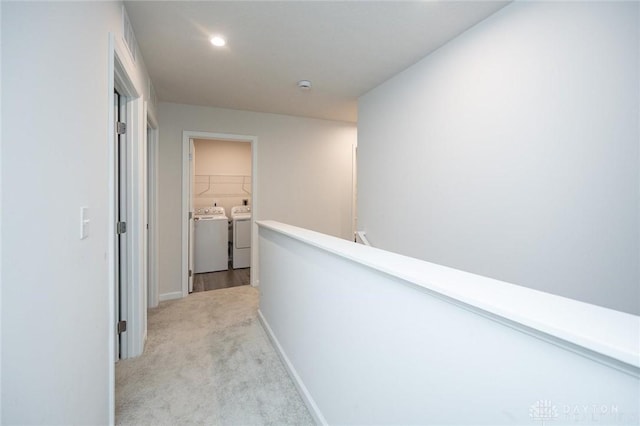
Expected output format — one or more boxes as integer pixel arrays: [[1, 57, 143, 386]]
[[258, 220, 640, 371]]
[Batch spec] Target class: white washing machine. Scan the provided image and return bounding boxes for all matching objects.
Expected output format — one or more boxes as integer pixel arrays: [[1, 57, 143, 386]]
[[194, 207, 229, 273], [231, 206, 251, 269]]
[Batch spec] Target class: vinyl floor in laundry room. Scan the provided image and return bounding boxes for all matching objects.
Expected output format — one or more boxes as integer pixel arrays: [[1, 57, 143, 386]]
[[193, 266, 250, 292]]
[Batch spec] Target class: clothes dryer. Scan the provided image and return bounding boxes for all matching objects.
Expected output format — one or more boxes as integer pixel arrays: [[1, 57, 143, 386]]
[[231, 206, 251, 269], [194, 207, 229, 273]]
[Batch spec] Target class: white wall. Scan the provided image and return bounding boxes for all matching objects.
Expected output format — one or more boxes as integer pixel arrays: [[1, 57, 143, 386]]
[[193, 139, 252, 215], [358, 1, 639, 314], [1, 2, 155, 423], [158, 102, 356, 298]]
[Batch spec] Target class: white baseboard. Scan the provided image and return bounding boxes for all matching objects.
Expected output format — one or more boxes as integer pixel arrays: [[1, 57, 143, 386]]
[[258, 309, 327, 426], [159, 291, 183, 302]]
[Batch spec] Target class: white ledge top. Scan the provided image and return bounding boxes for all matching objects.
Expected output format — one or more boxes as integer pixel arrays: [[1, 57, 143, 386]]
[[257, 220, 640, 369]]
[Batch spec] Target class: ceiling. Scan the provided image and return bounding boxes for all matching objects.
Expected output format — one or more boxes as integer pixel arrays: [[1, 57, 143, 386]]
[[124, 1, 510, 123]]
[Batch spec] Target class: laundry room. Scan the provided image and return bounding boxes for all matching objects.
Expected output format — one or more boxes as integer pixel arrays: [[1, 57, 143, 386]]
[[192, 138, 252, 292]]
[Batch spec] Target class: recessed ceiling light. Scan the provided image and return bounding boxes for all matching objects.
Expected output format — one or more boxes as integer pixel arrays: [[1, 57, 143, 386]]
[[210, 36, 226, 47]]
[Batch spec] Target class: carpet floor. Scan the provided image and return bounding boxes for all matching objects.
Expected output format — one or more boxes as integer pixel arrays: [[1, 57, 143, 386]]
[[116, 286, 314, 425]]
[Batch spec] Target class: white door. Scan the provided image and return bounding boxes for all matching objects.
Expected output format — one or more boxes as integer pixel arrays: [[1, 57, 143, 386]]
[[146, 125, 152, 306], [114, 89, 128, 359], [188, 138, 195, 293]]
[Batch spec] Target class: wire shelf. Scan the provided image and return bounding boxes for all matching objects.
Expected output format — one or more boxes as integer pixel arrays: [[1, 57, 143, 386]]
[[194, 174, 252, 198]]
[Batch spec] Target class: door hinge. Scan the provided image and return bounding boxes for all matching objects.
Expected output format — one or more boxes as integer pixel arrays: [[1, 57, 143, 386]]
[[189, 211, 193, 220], [117, 320, 127, 334], [189, 269, 193, 277], [116, 221, 127, 234], [116, 122, 127, 135]]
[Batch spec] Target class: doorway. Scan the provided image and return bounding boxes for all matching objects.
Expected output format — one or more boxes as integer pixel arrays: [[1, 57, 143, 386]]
[[181, 131, 258, 298], [109, 29, 149, 372], [192, 138, 252, 292], [146, 117, 159, 308], [108, 31, 152, 423], [114, 89, 129, 359]]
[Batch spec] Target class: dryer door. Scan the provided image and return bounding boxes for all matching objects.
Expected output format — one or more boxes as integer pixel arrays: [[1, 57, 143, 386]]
[[234, 218, 251, 249]]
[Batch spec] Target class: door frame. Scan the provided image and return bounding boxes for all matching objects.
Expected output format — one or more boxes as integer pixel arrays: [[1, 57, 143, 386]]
[[107, 31, 147, 423], [114, 88, 129, 359], [181, 131, 258, 297], [146, 107, 159, 308]]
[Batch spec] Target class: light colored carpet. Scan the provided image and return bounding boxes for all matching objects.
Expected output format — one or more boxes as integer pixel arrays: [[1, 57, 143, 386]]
[[116, 286, 314, 425]]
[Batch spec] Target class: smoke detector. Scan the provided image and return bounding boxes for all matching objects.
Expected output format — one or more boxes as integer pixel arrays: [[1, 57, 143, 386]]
[[297, 80, 312, 90]]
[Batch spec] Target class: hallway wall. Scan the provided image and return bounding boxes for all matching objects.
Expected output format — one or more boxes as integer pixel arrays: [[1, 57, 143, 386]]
[[357, 1, 639, 314], [157, 102, 356, 299], [1, 2, 156, 423]]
